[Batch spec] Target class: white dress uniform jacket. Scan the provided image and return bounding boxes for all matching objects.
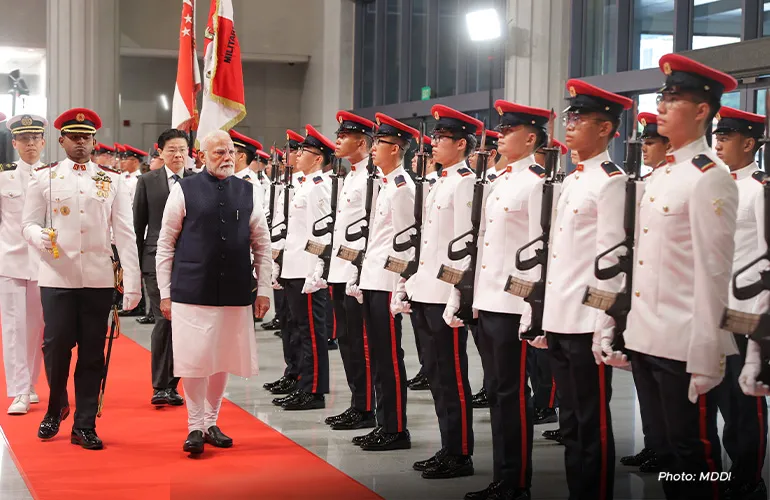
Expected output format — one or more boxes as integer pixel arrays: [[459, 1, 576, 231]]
[[123, 169, 141, 206], [234, 167, 265, 211], [280, 170, 331, 280], [270, 171, 305, 252], [625, 137, 739, 378], [405, 161, 475, 304], [541, 150, 626, 334], [473, 156, 545, 314], [728, 162, 766, 313], [360, 165, 415, 292], [260, 173, 271, 216], [328, 157, 374, 284], [485, 166, 502, 183], [21, 159, 140, 295], [425, 171, 439, 191], [0, 159, 41, 280], [156, 182, 272, 378]]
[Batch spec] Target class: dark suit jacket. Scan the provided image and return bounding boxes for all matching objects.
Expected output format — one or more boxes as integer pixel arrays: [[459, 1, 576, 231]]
[[133, 167, 194, 273]]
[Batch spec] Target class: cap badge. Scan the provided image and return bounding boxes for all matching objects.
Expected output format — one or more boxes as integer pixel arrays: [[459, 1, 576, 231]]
[[21, 115, 33, 126], [663, 62, 672, 75], [569, 86, 577, 98], [376, 117, 381, 126], [76, 113, 85, 122], [715, 113, 721, 121], [704, 85, 710, 91], [286, 132, 290, 140], [433, 111, 440, 120], [338, 116, 343, 123], [496, 106, 503, 116], [640, 118, 647, 127]]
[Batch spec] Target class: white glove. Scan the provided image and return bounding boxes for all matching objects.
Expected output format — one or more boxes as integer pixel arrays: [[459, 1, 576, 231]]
[[306, 260, 328, 292], [34, 228, 56, 252], [528, 335, 548, 349], [739, 339, 770, 397], [390, 278, 411, 316], [271, 262, 283, 290], [346, 269, 363, 304], [122, 292, 141, 311], [688, 373, 724, 404], [518, 304, 532, 339], [595, 315, 630, 368], [302, 277, 322, 295], [442, 288, 464, 328]]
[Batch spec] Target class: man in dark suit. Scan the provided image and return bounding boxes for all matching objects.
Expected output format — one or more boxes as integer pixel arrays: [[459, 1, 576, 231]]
[[133, 129, 194, 406]]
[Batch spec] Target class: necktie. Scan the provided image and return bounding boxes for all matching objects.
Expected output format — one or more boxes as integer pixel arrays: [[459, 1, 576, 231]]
[[172, 174, 181, 184]]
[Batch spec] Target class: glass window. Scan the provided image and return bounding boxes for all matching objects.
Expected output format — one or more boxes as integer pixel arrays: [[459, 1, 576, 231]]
[[764, 1, 770, 36], [584, 0, 617, 76], [437, 0, 459, 98], [360, 2, 376, 108], [384, 0, 402, 105], [721, 91, 740, 109], [409, 0, 429, 101], [692, 0, 741, 49], [633, 0, 674, 70]]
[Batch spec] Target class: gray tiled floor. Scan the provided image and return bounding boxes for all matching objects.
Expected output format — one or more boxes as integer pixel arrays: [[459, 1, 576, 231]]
[[1, 302, 768, 499]]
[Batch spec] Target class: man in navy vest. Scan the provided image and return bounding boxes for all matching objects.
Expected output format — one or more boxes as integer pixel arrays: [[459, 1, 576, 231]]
[[156, 129, 272, 455]]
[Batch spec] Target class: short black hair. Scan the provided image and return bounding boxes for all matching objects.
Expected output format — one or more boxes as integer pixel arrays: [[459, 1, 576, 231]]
[[157, 128, 190, 150], [235, 145, 255, 165], [463, 134, 477, 157]]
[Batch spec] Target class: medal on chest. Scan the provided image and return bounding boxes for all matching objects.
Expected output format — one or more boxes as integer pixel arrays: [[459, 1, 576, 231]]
[[92, 171, 112, 198]]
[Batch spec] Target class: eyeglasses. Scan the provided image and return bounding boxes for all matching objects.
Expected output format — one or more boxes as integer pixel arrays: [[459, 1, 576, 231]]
[[562, 113, 604, 127], [656, 93, 701, 108], [208, 148, 237, 159], [163, 147, 189, 155], [298, 145, 321, 156], [374, 138, 403, 149], [431, 133, 459, 144], [14, 134, 43, 143]]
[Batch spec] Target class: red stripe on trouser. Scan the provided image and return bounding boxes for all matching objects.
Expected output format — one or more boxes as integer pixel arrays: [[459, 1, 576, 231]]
[[758, 398, 766, 483], [519, 341, 528, 488], [698, 395, 718, 500], [549, 376, 556, 408], [306, 294, 318, 393], [362, 322, 372, 411], [598, 363, 608, 500], [453, 328, 469, 455], [388, 293, 403, 432]]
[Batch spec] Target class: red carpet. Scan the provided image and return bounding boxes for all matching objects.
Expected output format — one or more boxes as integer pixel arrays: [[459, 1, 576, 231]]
[[0, 334, 381, 500]]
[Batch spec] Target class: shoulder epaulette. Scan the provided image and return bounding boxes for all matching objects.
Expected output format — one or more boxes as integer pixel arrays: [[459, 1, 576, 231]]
[[752, 170, 768, 184], [457, 167, 473, 177], [601, 161, 624, 177], [0, 163, 17, 172], [691, 154, 716, 173], [98, 164, 121, 174], [428, 177, 437, 186], [313, 175, 323, 184], [487, 173, 497, 181], [36, 162, 56, 171], [528, 164, 546, 178], [394, 174, 406, 187]]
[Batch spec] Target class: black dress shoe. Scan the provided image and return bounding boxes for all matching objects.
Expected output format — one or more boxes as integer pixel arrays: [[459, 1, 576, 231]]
[[542, 429, 562, 443], [71, 428, 103, 450], [472, 388, 489, 409], [534, 407, 558, 425], [327, 339, 338, 350], [405, 371, 424, 386], [269, 377, 298, 395], [205, 426, 233, 448], [638, 454, 667, 474], [135, 315, 155, 325], [331, 409, 376, 430], [38, 406, 70, 439], [352, 427, 382, 446], [408, 373, 430, 391], [273, 330, 283, 338], [620, 447, 655, 467], [167, 388, 184, 406], [421, 454, 474, 479], [726, 479, 767, 500], [360, 430, 411, 451], [151, 389, 169, 406], [413, 448, 447, 471], [261, 318, 281, 330], [264, 375, 289, 391], [489, 486, 531, 500], [183, 430, 205, 454], [272, 390, 301, 406], [325, 407, 353, 425], [465, 481, 502, 500], [282, 391, 325, 410]]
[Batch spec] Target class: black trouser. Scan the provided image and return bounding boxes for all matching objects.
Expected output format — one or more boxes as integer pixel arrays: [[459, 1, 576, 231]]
[[411, 301, 473, 456], [717, 334, 767, 487], [527, 346, 557, 410], [330, 283, 374, 412], [409, 312, 425, 376], [274, 287, 285, 320], [143, 272, 179, 391], [278, 284, 300, 378], [547, 332, 614, 500], [40, 287, 113, 429], [630, 350, 723, 500], [284, 279, 329, 394], [469, 325, 488, 394], [362, 290, 407, 433], [323, 287, 334, 340], [477, 311, 533, 488]]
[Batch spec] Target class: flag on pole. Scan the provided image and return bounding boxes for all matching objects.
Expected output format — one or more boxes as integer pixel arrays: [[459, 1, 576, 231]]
[[171, 0, 202, 132], [197, 0, 246, 143]]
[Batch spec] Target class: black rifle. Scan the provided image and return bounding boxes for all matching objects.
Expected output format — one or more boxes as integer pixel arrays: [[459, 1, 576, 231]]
[[270, 142, 294, 274], [267, 142, 280, 229], [435, 127, 489, 324], [385, 120, 426, 279], [504, 112, 559, 340], [581, 102, 641, 356], [338, 155, 378, 285], [305, 156, 341, 281]]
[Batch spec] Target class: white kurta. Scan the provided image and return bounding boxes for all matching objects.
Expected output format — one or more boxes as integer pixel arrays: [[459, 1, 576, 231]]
[[156, 181, 272, 378]]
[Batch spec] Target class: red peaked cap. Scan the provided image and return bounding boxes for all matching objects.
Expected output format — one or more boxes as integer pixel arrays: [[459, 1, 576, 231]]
[[476, 129, 501, 150], [417, 134, 433, 156], [714, 106, 765, 138], [256, 150, 271, 162], [494, 100, 552, 130], [638, 112, 665, 139], [94, 142, 116, 154], [659, 53, 737, 98], [431, 105, 483, 135], [303, 124, 336, 157], [123, 144, 148, 159], [286, 129, 305, 149], [54, 107, 101, 134], [336, 111, 377, 137], [271, 146, 284, 158], [374, 113, 420, 140], [229, 129, 263, 155], [565, 80, 633, 118]]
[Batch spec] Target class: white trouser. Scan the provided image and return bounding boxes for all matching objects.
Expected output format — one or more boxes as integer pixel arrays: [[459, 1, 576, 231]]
[[0, 277, 44, 397], [183, 372, 228, 433]]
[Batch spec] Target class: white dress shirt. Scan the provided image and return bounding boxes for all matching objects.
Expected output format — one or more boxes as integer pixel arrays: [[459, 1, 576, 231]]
[[360, 165, 415, 292], [0, 159, 41, 281], [164, 165, 185, 190], [541, 150, 626, 334], [233, 167, 265, 210], [405, 160, 475, 304], [21, 159, 140, 294], [625, 136, 739, 378]]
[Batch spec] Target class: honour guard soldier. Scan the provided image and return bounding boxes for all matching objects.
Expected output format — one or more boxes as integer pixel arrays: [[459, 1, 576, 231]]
[[624, 54, 740, 499], [21, 108, 141, 449], [92, 143, 117, 168], [638, 112, 670, 180], [346, 113, 418, 451], [325, 111, 377, 430], [149, 143, 163, 171], [229, 129, 265, 208], [120, 144, 145, 204], [276, 125, 332, 410], [0, 113, 46, 415], [464, 101, 553, 500], [394, 105, 482, 479], [712, 106, 768, 499], [254, 150, 273, 216], [535, 80, 631, 500]]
